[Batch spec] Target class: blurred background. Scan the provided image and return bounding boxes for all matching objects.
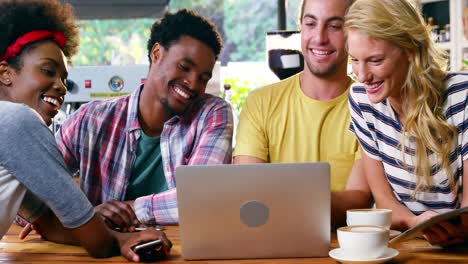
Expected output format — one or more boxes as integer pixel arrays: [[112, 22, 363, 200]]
[[59, 0, 466, 124]]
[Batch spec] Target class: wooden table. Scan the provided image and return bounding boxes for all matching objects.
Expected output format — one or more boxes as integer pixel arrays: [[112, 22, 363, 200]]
[[1, 224, 467, 263]]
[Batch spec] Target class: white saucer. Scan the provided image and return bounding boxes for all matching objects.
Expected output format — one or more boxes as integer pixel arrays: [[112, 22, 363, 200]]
[[389, 229, 401, 238], [329, 247, 399, 264]]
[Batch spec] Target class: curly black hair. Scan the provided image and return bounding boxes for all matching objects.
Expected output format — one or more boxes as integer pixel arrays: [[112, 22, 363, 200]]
[[147, 8, 223, 64], [0, 0, 79, 68]]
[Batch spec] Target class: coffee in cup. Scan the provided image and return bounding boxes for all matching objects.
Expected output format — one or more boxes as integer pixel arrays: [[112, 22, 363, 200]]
[[337, 225, 389, 259], [346, 209, 392, 230]]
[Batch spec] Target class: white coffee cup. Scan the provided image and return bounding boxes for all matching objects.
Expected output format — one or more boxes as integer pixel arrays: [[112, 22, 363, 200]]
[[337, 225, 389, 259], [346, 209, 392, 230]]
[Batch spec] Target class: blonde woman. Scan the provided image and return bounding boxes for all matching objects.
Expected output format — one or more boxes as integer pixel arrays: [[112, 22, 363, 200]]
[[345, 0, 467, 246]]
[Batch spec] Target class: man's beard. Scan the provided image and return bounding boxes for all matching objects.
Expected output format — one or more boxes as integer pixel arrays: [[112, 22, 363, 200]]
[[305, 57, 345, 78], [160, 97, 186, 116]]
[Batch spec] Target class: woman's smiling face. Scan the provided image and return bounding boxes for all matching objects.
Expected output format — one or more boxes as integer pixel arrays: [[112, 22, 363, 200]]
[[6, 40, 68, 125], [348, 29, 410, 104]]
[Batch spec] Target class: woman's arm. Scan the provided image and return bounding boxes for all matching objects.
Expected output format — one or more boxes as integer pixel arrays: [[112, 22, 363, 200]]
[[422, 159, 468, 247], [361, 149, 416, 230], [364, 151, 467, 246], [31, 210, 170, 261], [461, 159, 468, 207], [460, 159, 468, 242]]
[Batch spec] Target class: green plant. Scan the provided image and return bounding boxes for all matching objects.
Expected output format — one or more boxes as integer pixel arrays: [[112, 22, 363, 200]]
[[222, 77, 267, 115], [73, 19, 153, 65]]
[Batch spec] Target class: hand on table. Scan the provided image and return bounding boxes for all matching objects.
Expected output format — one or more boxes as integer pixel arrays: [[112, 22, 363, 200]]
[[459, 212, 468, 242], [415, 211, 467, 247], [19, 223, 43, 240], [96, 200, 140, 232], [119, 228, 172, 262]]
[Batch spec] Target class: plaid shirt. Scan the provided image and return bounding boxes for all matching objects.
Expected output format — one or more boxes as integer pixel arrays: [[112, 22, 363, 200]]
[[56, 85, 233, 225]]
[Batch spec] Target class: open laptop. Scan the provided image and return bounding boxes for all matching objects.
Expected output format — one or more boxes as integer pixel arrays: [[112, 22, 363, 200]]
[[175, 162, 330, 260]]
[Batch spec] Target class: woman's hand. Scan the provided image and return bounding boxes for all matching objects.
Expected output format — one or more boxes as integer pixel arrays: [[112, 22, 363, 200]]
[[19, 223, 43, 240], [422, 222, 464, 247], [413, 211, 466, 247], [458, 212, 468, 243], [408, 210, 437, 228]]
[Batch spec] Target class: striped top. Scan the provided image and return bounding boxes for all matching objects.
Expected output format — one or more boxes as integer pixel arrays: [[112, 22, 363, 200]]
[[348, 73, 468, 215]]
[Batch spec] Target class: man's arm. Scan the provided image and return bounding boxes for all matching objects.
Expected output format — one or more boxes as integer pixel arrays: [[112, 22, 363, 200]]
[[330, 158, 372, 229], [54, 109, 82, 174], [94, 200, 140, 232], [55, 105, 142, 231], [185, 99, 234, 164], [134, 98, 234, 225], [233, 89, 270, 162]]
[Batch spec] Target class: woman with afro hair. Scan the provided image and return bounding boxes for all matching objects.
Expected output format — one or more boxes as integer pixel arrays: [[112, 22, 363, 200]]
[[0, 0, 171, 261]]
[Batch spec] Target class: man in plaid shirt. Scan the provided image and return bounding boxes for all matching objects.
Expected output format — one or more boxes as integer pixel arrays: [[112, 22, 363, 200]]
[[55, 9, 233, 231]]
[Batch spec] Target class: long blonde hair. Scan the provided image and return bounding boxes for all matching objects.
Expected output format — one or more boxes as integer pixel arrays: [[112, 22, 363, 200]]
[[345, 0, 458, 195]]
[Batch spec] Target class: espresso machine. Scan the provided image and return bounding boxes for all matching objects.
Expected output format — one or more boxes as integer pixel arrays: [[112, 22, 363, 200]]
[[266, 30, 304, 80], [51, 65, 148, 132]]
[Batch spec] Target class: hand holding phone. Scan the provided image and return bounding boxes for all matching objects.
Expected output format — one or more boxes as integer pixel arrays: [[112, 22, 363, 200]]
[[133, 239, 167, 262]]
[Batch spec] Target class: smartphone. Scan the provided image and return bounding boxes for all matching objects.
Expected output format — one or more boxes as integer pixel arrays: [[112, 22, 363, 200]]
[[133, 239, 167, 262], [113, 226, 148, 232]]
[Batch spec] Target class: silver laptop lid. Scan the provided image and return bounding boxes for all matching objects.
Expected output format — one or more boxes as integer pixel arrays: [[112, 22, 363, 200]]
[[176, 162, 330, 260]]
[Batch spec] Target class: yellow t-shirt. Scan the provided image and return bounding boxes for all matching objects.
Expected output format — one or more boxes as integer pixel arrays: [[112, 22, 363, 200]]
[[234, 73, 360, 191]]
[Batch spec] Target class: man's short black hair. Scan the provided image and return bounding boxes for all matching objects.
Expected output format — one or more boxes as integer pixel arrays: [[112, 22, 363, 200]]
[[147, 9, 223, 64]]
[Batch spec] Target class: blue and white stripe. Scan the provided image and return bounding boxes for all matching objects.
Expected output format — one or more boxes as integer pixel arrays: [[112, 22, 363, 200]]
[[348, 73, 468, 214]]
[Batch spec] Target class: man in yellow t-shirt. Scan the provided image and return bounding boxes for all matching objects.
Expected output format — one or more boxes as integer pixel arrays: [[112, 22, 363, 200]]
[[235, 74, 356, 191], [234, 0, 371, 228]]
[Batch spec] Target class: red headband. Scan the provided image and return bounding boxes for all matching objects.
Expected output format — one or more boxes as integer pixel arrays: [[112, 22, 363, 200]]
[[0, 30, 66, 61]]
